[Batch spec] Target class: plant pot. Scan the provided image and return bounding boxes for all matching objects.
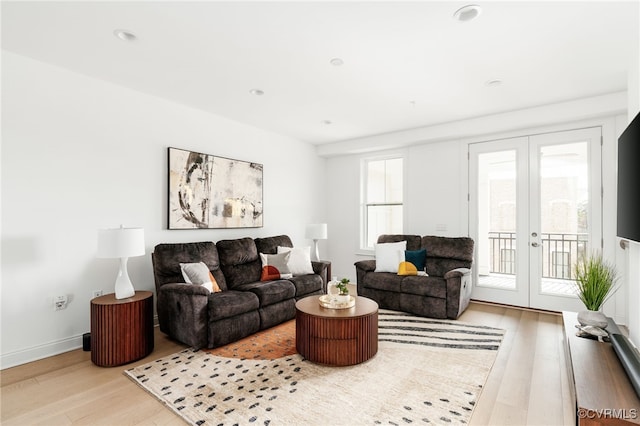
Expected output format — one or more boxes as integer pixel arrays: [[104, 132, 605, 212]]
[[335, 294, 350, 303], [577, 309, 608, 329]]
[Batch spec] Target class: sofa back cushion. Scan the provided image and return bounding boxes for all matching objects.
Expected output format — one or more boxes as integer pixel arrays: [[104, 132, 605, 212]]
[[255, 235, 293, 254], [216, 237, 261, 288], [377, 234, 421, 251], [152, 242, 227, 292], [421, 236, 474, 277]]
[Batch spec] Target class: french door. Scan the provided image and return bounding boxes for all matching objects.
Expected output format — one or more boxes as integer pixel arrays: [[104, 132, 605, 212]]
[[469, 127, 602, 311]]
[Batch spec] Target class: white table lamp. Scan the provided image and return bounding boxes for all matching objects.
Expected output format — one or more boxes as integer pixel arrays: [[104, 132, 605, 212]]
[[306, 223, 327, 261], [97, 226, 145, 299]]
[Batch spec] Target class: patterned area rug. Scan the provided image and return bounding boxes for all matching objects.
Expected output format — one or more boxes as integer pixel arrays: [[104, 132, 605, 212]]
[[125, 310, 504, 425], [205, 319, 297, 360]]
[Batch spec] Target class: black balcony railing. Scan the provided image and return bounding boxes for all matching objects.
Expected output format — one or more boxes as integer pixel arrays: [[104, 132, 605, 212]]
[[487, 232, 589, 280]]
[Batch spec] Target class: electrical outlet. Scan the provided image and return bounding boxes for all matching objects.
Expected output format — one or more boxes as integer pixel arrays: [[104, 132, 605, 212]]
[[92, 290, 103, 299], [54, 295, 68, 311]]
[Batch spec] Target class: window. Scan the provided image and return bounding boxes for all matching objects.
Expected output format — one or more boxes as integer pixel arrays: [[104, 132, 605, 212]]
[[362, 157, 403, 249]]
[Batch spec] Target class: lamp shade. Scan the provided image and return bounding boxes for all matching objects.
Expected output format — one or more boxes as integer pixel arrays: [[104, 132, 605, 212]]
[[305, 223, 328, 240], [97, 227, 145, 259]]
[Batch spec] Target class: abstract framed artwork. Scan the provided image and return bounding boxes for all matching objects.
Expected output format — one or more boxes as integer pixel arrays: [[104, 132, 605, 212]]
[[168, 147, 263, 229]]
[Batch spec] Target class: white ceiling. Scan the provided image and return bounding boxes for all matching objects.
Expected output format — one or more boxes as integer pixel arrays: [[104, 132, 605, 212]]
[[2, 1, 638, 145]]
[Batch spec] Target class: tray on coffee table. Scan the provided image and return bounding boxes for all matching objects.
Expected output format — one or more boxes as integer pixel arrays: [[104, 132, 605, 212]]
[[318, 294, 355, 309]]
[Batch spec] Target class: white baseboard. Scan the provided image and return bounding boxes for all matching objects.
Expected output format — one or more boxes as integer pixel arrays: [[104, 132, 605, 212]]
[[1, 334, 83, 370], [1, 315, 160, 370]]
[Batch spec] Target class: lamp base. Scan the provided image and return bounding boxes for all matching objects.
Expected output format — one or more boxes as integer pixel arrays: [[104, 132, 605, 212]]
[[312, 239, 320, 261], [114, 257, 136, 299]]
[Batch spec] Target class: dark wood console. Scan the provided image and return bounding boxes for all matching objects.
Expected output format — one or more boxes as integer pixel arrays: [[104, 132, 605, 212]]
[[563, 311, 640, 425]]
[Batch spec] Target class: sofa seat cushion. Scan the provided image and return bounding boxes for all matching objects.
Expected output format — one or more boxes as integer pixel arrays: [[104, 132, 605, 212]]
[[289, 274, 323, 297], [208, 290, 259, 321], [362, 272, 404, 292], [400, 276, 447, 299], [234, 280, 296, 307]]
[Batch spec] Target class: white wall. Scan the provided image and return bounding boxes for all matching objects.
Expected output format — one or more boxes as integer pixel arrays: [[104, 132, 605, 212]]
[[325, 153, 361, 282], [1, 51, 326, 368], [405, 142, 468, 237]]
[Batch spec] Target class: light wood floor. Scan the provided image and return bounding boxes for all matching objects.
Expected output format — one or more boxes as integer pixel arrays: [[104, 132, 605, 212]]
[[1, 302, 574, 425]]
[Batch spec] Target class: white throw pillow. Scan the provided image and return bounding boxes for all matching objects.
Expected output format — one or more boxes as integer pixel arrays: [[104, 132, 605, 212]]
[[180, 262, 221, 292], [277, 246, 314, 276], [374, 241, 407, 273], [259, 252, 293, 280]]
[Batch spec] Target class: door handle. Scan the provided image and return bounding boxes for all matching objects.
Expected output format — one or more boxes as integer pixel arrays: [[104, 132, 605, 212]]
[[531, 242, 539, 247]]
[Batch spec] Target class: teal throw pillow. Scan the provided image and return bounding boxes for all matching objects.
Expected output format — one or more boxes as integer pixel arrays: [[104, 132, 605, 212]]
[[405, 249, 427, 271]]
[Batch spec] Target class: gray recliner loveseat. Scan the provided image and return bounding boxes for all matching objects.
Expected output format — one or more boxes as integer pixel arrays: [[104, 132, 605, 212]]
[[152, 235, 327, 349], [355, 234, 474, 319]]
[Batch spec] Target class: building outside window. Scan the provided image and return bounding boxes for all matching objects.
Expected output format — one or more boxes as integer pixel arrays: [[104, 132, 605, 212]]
[[362, 157, 403, 249]]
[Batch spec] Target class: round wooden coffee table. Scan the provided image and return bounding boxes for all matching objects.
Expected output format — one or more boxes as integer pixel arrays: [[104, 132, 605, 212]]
[[295, 295, 378, 366]]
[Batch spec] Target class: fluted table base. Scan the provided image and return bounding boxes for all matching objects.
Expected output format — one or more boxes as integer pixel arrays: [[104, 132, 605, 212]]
[[295, 296, 378, 366], [90, 291, 154, 367]]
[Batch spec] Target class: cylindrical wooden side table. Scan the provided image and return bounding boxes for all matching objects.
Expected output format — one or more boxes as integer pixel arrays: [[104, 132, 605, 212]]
[[296, 295, 378, 366], [90, 291, 154, 367]]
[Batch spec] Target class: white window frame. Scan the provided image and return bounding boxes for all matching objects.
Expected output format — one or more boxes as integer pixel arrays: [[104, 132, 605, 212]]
[[360, 155, 404, 251]]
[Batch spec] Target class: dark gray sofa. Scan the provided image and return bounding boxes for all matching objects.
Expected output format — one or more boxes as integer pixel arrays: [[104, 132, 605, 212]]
[[355, 234, 474, 319], [152, 235, 326, 349]]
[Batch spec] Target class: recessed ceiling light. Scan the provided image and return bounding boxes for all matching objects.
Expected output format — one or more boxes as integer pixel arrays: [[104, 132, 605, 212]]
[[249, 89, 264, 96], [453, 5, 482, 22], [329, 58, 344, 66], [485, 79, 503, 87], [321, 120, 332, 125], [113, 29, 137, 42]]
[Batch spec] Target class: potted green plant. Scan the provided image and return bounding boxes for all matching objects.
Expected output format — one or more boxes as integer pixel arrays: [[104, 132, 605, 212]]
[[573, 252, 619, 329], [335, 278, 350, 302]]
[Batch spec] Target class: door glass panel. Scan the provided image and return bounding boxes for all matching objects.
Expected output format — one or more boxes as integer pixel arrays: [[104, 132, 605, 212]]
[[538, 142, 589, 296], [477, 150, 517, 290]]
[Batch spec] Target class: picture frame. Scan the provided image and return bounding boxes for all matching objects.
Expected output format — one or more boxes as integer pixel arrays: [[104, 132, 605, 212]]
[[168, 147, 263, 229]]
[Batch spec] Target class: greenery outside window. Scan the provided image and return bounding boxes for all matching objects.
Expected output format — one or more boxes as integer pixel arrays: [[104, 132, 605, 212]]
[[362, 157, 403, 249]]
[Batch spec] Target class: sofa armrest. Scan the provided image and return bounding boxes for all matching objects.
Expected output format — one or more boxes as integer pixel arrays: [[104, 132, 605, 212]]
[[312, 260, 330, 288], [444, 267, 471, 280], [443, 268, 472, 319], [355, 260, 377, 295], [157, 283, 210, 349], [355, 260, 376, 273]]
